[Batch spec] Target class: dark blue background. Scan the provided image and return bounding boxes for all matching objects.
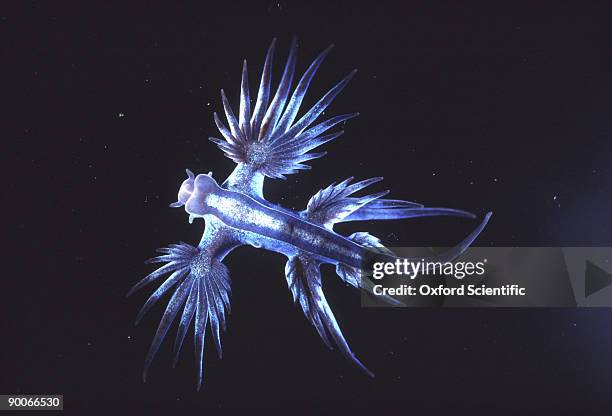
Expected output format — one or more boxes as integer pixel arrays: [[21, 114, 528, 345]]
[[4, 1, 612, 413]]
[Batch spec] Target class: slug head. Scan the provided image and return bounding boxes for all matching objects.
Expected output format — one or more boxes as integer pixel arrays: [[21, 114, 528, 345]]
[[170, 170, 219, 221], [169, 169, 196, 208]]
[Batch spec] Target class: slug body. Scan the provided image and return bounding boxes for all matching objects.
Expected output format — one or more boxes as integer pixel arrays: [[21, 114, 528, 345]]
[[185, 173, 366, 267], [128, 38, 492, 389]]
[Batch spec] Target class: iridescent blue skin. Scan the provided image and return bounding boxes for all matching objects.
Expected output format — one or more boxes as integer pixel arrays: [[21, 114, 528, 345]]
[[128, 38, 492, 389]]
